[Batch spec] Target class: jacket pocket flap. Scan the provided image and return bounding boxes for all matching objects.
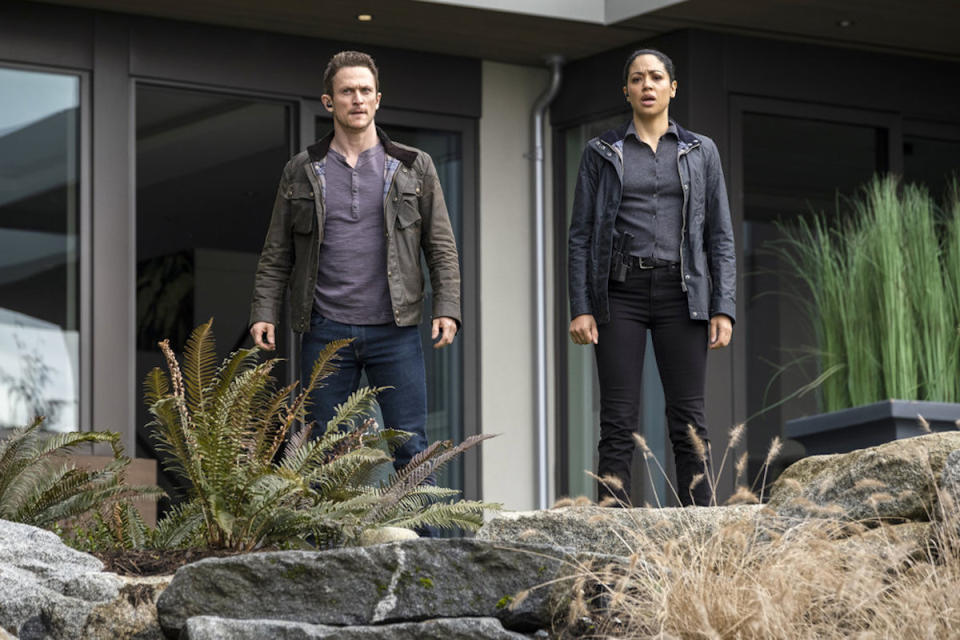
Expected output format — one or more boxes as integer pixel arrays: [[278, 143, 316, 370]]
[[396, 200, 421, 229], [285, 183, 316, 200]]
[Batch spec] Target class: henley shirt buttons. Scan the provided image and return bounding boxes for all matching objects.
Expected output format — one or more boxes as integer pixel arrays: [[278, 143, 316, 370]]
[[685, 274, 691, 280]]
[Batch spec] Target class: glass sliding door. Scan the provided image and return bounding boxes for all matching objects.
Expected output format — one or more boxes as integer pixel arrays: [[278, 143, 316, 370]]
[[135, 84, 294, 502], [0, 67, 81, 432], [314, 116, 466, 492], [739, 110, 888, 483]]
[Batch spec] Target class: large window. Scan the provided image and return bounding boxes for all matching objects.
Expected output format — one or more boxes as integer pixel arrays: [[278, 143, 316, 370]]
[[136, 84, 294, 499], [0, 67, 81, 432]]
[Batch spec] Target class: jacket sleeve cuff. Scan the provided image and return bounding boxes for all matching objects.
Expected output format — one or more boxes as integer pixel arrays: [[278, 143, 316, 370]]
[[709, 299, 736, 324], [570, 299, 593, 319], [432, 300, 462, 329], [248, 305, 280, 330]]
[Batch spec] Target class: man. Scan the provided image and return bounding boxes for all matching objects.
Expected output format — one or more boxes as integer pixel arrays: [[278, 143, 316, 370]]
[[249, 50, 460, 473]]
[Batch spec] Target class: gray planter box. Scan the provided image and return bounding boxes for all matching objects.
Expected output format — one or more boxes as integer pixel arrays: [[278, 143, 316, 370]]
[[785, 400, 960, 456]]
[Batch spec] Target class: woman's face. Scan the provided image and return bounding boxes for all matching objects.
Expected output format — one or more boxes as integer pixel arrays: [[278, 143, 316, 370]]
[[623, 54, 677, 120]]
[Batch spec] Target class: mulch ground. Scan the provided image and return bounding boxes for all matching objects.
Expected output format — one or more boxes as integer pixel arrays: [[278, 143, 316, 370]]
[[92, 548, 262, 577]]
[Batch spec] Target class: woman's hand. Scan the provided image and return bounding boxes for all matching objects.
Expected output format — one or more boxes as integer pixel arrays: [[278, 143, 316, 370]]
[[709, 314, 733, 349], [570, 314, 599, 345]]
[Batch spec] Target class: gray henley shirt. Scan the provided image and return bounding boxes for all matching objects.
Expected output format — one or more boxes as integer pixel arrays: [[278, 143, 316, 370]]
[[313, 144, 395, 325], [615, 121, 684, 263]]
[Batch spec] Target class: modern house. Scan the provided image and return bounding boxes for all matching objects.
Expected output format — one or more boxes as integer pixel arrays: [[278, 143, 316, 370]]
[[2, 0, 958, 510]]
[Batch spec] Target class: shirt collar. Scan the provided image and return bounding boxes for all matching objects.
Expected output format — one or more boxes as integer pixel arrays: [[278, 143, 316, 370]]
[[625, 119, 678, 141]]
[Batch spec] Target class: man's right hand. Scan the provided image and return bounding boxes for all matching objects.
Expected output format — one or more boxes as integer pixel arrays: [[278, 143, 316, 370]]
[[569, 314, 598, 345], [250, 322, 276, 350]]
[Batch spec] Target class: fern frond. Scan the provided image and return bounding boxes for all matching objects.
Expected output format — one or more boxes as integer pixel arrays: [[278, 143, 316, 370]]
[[152, 500, 206, 549], [143, 367, 170, 407], [206, 346, 261, 400], [366, 433, 496, 525], [182, 318, 219, 416], [322, 387, 384, 435], [385, 500, 495, 532], [279, 338, 354, 437], [308, 448, 393, 498]]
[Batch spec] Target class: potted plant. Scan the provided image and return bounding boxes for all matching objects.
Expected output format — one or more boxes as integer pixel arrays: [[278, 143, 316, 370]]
[[776, 176, 960, 455]]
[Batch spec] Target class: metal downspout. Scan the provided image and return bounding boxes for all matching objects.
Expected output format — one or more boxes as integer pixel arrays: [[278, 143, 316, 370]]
[[532, 56, 563, 510]]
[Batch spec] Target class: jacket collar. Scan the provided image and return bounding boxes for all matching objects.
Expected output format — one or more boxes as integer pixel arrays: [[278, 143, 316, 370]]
[[307, 125, 418, 168], [600, 119, 699, 148]]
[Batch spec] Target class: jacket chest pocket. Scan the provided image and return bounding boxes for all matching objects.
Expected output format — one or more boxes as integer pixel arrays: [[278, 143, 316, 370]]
[[285, 184, 316, 233], [396, 184, 422, 229]]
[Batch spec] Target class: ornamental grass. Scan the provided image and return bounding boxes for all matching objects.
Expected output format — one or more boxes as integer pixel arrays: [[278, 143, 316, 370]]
[[774, 175, 960, 411]]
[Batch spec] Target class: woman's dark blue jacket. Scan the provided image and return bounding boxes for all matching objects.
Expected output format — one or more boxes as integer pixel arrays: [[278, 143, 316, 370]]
[[568, 120, 736, 325]]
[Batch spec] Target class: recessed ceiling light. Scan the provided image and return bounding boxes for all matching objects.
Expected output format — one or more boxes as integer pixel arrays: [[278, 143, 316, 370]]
[[836, 19, 854, 28], [357, 14, 373, 22]]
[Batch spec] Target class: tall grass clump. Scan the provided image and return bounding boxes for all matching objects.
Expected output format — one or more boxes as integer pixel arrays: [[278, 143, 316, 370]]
[[774, 175, 960, 411]]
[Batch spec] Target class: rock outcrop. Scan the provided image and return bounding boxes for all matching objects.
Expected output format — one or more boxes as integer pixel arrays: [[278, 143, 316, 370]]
[[767, 431, 960, 522], [183, 615, 540, 639], [157, 539, 587, 638], [476, 504, 764, 554], [0, 520, 121, 639]]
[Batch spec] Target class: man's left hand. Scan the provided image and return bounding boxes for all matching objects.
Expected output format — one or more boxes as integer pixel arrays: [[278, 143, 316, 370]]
[[709, 314, 733, 350], [432, 317, 458, 349]]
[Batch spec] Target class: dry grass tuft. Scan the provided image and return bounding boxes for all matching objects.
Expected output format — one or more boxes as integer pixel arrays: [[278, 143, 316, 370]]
[[854, 478, 888, 491], [559, 503, 960, 638], [552, 424, 960, 639], [726, 485, 760, 505]]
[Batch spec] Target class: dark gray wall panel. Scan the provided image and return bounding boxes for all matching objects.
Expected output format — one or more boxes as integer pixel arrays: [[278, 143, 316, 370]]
[[550, 31, 690, 129], [128, 16, 481, 117], [0, 1, 93, 69], [553, 29, 960, 129], [721, 34, 960, 123]]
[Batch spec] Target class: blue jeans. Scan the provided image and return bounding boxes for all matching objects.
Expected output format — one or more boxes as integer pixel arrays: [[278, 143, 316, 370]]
[[300, 312, 428, 470]]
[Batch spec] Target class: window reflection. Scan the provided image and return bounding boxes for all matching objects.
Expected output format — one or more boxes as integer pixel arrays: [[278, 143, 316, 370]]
[[0, 68, 80, 432], [742, 112, 883, 483], [135, 85, 293, 506]]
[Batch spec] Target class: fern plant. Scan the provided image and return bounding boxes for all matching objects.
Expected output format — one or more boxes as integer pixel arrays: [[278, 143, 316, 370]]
[[0, 417, 161, 530], [142, 319, 497, 551]]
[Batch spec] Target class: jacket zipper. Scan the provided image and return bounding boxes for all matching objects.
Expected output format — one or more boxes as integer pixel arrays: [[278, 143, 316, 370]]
[[595, 140, 624, 277], [676, 141, 699, 293]]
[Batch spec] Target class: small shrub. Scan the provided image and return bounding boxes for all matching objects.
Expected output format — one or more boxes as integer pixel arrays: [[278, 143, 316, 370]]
[[131, 319, 496, 551]]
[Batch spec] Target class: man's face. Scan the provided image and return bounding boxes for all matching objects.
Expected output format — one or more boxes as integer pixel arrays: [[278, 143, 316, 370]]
[[622, 54, 676, 120], [324, 66, 380, 133]]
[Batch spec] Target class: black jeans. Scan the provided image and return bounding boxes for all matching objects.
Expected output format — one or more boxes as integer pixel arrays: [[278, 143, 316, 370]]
[[594, 265, 712, 506]]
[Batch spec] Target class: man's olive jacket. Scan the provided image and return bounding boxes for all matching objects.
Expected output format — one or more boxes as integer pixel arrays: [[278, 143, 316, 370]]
[[249, 127, 461, 332], [568, 120, 736, 325]]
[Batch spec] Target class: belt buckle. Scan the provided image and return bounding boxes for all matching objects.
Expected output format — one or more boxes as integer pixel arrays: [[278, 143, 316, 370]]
[[636, 257, 655, 270]]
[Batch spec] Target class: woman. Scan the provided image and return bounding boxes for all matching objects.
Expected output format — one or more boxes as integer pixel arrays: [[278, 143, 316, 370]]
[[568, 49, 736, 506]]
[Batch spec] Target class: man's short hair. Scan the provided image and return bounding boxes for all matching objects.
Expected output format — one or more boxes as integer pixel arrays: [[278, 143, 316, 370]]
[[323, 51, 380, 96]]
